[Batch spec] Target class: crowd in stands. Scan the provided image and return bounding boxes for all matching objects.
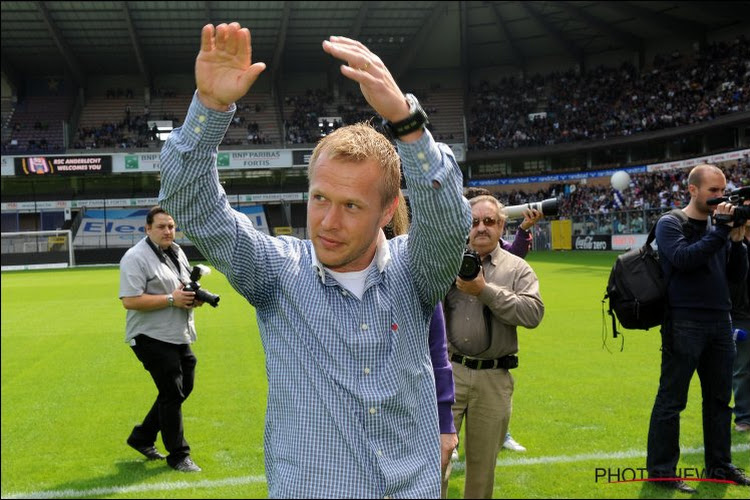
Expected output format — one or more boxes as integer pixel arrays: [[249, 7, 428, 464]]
[[284, 89, 338, 144], [2, 36, 748, 156], [469, 36, 749, 151], [491, 153, 750, 236], [283, 89, 442, 144], [71, 105, 178, 150], [225, 101, 271, 146]]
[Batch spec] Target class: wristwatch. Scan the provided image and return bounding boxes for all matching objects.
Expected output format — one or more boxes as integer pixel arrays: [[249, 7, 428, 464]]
[[167, 294, 174, 307], [383, 93, 428, 139]]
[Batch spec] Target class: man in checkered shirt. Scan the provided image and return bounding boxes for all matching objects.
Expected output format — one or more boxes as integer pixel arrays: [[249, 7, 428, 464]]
[[159, 23, 471, 498]]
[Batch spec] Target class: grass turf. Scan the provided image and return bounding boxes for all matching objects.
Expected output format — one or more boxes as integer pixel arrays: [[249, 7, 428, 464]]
[[1, 250, 748, 498]]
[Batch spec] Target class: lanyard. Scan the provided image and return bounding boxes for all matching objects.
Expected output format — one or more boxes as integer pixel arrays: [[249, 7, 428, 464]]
[[145, 236, 184, 281]]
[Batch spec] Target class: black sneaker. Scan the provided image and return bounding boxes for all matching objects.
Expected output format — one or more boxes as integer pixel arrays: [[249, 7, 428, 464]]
[[170, 456, 202, 472], [127, 439, 166, 460]]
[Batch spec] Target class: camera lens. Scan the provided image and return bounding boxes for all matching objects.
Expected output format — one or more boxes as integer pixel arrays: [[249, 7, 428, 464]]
[[195, 289, 221, 308], [458, 251, 481, 280]]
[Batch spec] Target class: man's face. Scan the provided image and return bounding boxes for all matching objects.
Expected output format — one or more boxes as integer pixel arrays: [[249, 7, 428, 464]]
[[146, 213, 176, 250], [307, 152, 396, 272], [468, 200, 505, 257], [691, 170, 727, 216]]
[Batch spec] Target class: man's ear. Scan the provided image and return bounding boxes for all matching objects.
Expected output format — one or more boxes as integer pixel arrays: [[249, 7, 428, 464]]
[[381, 196, 399, 228]]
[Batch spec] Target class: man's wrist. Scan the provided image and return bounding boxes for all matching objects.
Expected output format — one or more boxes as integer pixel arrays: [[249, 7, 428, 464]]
[[197, 91, 232, 112], [166, 294, 174, 307]]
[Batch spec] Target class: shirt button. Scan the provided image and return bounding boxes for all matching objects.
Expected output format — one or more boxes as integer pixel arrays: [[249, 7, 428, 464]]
[[422, 163, 430, 171], [341, 290, 348, 296], [361, 323, 369, 331], [198, 115, 206, 123], [194, 126, 201, 134], [369, 407, 377, 415], [364, 367, 371, 375]]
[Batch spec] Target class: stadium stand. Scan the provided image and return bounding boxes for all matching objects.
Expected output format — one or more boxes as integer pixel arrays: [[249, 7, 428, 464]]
[[1, 2, 748, 264], [468, 36, 749, 151], [224, 92, 279, 147]]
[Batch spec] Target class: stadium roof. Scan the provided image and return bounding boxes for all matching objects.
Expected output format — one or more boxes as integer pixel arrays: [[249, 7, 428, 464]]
[[2, 1, 749, 86]]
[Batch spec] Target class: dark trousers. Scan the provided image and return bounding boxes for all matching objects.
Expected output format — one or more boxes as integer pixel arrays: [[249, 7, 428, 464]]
[[647, 317, 736, 477], [129, 334, 197, 466]]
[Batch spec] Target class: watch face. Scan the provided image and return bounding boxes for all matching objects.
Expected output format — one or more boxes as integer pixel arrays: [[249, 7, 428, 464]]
[[385, 94, 428, 138], [405, 94, 418, 113]]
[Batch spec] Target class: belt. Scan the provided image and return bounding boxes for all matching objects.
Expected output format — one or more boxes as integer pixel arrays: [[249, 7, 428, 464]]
[[451, 353, 518, 370]]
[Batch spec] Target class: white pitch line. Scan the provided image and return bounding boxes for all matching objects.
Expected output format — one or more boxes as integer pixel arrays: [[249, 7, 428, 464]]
[[2, 474, 267, 499], [4, 444, 749, 499], [451, 443, 750, 472]]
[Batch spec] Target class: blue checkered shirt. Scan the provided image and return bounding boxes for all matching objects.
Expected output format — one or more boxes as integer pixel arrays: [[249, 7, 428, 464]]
[[159, 93, 471, 498]]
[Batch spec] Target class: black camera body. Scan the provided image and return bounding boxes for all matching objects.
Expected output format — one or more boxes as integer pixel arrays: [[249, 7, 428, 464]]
[[458, 248, 482, 281], [709, 186, 750, 226], [184, 265, 220, 307]]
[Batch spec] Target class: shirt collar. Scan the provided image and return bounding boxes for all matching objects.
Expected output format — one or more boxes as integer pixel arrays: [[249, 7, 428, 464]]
[[310, 229, 391, 283], [483, 243, 503, 267]]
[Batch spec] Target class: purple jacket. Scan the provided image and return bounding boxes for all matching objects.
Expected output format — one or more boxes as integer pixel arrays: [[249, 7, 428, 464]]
[[432, 227, 532, 433]]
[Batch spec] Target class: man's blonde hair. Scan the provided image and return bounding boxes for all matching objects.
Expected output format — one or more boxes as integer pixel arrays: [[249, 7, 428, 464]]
[[469, 194, 507, 223], [308, 122, 401, 207]]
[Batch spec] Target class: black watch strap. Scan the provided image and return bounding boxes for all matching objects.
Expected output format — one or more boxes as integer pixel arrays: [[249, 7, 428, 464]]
[[383, 93, 428, 139]]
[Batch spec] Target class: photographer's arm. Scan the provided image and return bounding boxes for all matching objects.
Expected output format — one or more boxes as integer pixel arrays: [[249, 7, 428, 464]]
[[656, 214, 732, 271], [458, 264, 544, 329], [503, 209, 541, 258], [121, 286, 196, 311]]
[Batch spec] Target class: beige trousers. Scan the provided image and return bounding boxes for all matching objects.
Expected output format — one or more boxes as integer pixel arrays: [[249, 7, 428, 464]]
[[441, 362, 514, 499]]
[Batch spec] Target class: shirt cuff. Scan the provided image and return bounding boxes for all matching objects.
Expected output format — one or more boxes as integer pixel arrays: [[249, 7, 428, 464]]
[[438, 402, 457, 434], [179, 90, 236, 148], [396, 128, 448, 179]]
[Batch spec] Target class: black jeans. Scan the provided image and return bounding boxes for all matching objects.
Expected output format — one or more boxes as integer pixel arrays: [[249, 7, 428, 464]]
[[647, 317, 735, 478], [129, 334, 197, 466]]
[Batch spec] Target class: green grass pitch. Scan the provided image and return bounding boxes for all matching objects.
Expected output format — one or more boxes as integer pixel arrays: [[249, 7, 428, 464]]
[[1, 251, 748, 498]]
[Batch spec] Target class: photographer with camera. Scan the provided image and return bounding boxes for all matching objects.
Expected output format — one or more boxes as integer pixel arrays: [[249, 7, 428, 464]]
[[158, 23, 470, 498], [647, 164, 750, 493], [442, 195, 545, 499], [464, 187, 544, 260], [462, 187, 544, 455], [119, 206, 204, 473]]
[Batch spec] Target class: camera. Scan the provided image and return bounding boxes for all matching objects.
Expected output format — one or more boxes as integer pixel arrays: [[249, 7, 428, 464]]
[[503, 197, 560, 220], [183, 264, 220, 307], [708, 186, 750, 226], [458, 248, 482, 280]]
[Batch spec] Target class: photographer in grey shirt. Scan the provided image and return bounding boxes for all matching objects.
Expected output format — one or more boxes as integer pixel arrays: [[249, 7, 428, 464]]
[[119, 206, 203, 472]]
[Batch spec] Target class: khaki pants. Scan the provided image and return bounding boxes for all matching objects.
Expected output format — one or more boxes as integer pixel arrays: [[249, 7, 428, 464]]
[[442, 362, 514, 499]]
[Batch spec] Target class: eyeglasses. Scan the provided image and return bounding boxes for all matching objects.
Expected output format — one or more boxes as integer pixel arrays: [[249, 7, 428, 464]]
[[471, 217, 498, 228]]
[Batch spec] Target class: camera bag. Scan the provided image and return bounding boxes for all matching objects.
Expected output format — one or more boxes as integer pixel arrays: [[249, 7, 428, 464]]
[[604, 209, 688, 337]]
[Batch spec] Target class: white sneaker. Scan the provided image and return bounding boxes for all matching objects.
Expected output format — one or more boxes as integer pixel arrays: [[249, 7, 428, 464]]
[[450, 448, 459, 461], [502, 435, 527, 452]]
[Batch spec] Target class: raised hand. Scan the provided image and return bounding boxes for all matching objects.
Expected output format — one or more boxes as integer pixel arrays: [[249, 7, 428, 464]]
[[520, 208, 543, 230], [322, 36, 410, 124], [196, 23, 266, 111]]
